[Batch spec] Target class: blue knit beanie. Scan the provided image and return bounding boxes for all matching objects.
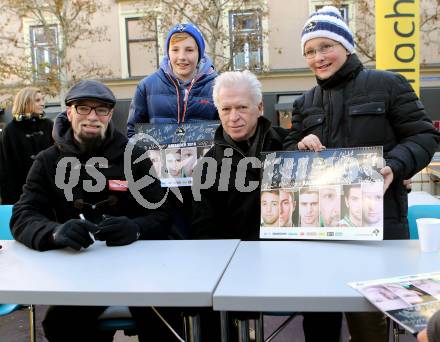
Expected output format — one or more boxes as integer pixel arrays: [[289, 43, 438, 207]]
[[165, 23, 205, 62], [301, 6, 355, 55]]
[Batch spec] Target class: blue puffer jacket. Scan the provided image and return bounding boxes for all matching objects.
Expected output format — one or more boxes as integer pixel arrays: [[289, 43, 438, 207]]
[[127, 56, 218, 137]]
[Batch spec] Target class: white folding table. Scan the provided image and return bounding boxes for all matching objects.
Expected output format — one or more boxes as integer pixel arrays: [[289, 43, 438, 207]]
[[213, 240, 440, 342], [408, 191, 440, 207], [0, 239, 240, 342]]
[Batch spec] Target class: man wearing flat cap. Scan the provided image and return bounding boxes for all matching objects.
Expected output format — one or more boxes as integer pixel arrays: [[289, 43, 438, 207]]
[[11, 80, 175, 341]]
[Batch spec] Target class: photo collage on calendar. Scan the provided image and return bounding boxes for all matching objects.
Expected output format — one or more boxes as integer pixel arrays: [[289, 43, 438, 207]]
[[260, 146, 384, 240], [134, 121, 219, 187], [350, 272, 440, 334]]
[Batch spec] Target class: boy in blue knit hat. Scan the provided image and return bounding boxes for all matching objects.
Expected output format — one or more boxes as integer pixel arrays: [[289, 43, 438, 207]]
[[127, 22, 217, 134], [126, 23, 219, 340], [127, 21, 218, 238]]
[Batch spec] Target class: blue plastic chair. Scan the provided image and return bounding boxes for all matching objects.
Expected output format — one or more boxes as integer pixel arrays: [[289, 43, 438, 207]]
[[0, 204, 36, 342], [0, 204, 13, 239], [408, 205, 440, 239], [0, 304, 22, 316], [98, 306, 137, 336]]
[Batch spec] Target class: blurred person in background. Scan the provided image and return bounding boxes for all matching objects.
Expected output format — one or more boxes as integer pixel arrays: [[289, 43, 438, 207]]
[[0, 87, 53, 204]]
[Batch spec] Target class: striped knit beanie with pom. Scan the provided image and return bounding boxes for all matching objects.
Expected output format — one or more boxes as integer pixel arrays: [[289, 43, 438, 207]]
[[301, 6, 355, 55]]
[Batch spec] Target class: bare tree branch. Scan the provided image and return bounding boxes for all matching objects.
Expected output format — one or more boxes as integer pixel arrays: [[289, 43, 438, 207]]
[[0, 0, 111, 100], [138, 0, 266, 71]]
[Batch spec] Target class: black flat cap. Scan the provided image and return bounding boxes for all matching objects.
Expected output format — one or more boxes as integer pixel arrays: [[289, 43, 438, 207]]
[[65, 80, 116, 107]]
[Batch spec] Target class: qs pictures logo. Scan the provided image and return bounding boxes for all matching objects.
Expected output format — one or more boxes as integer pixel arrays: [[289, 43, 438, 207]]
[[124, 133, 183, 209]]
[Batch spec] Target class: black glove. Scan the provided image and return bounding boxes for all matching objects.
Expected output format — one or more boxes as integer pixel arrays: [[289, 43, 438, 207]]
[[52, 219, 95, 250], [94, 216, 140, 246]]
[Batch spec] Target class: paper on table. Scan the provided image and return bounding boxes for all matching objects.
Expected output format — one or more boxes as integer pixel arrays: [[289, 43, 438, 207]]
[[349, 272, 440, 334]]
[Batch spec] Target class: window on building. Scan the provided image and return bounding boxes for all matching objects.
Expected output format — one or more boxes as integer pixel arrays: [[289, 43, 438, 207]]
[[126, 17, 158, 77], [315, 4, 349, 23], [29, 25, 59, 80], [229, 9, 263, 71]]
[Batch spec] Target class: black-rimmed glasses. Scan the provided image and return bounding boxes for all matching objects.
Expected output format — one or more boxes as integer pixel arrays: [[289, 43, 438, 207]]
[[72, 105, 112, 116]]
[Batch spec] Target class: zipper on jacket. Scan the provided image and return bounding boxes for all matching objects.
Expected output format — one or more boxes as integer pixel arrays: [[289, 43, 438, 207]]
[[166, 73, 196, 124], [166, 74, 182, 124], [325, 89, 331, 147], [181, 79, 196, 123]]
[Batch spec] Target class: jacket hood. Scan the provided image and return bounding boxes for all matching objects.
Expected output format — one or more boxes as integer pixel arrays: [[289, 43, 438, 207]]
[[52, 111, 119, 156], [159, 55, 216, 84]]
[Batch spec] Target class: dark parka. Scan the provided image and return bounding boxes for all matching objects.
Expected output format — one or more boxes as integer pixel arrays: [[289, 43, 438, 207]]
[[284, 54, 440, 239], [11, 112, 172, 251], [192, 117, 285, 240], [0, 117, 53, 204], [126, 56, 218, 137]]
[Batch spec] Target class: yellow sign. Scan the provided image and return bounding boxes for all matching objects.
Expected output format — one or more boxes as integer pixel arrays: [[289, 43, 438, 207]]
[[376, 0, 420, 95]]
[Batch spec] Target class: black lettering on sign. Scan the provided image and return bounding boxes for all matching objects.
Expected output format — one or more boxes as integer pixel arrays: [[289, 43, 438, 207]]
[[384, 0, 415, 18], [394, 21, 415, 37], [394, 43, 415, 63]]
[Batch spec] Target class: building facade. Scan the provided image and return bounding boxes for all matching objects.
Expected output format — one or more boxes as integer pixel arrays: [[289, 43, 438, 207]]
[[0, 0, 439, 129]]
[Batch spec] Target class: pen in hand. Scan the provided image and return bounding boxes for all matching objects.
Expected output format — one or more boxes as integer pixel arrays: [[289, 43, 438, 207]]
[[79, 213, 100, 236]]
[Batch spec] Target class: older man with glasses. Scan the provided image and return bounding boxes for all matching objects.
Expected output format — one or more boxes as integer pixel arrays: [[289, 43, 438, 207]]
[[10, 80, 175, 341]]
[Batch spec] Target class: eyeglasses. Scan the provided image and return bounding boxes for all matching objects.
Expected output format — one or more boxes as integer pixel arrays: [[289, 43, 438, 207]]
[[303, 43, 340, 59], [72, 105, 112, 116]]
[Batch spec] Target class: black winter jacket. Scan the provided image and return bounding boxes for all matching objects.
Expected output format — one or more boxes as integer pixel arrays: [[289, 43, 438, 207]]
[[284, 54, 440, 239], [0, 117, 53, 204], [11, 112, 172, 251], [192, 117, 285, 240]]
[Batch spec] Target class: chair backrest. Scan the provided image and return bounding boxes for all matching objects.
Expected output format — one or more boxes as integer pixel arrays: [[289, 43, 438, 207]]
[[0, 204, 13, 240], [407, 205, 440, 240], [0, 304, 22, 317], [98, 306, 137, 334]]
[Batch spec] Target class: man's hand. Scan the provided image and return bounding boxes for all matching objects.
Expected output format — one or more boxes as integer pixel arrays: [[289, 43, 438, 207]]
[[403, 179, 412, 192], [380, 166, 394, 193], [94, 216, 140, 246], [52, 219, 95, 250], [417, 328, 428, 342], [298, 134, 326, 152]]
